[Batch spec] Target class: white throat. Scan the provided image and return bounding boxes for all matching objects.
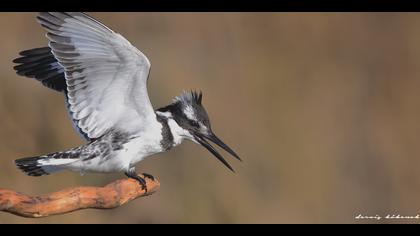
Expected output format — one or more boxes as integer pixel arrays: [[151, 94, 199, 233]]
[[156, 111, 195, 146]]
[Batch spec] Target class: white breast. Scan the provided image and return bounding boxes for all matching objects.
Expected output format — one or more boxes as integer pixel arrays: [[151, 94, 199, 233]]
[[126, 119, 164, 165]]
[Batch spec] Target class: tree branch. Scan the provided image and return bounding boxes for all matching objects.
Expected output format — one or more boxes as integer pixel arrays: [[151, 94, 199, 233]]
[[0, 174, 160, 218]]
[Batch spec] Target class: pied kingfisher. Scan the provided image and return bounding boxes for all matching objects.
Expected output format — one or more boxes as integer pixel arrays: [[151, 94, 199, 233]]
[[13, 12, 241, 191]]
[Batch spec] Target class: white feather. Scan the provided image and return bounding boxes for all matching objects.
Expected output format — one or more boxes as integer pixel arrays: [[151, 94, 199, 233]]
[[183, 105, 196, 120], [37, 12, 154, 139], [167, 118, 195, 146], [37, 157, 77, 166]]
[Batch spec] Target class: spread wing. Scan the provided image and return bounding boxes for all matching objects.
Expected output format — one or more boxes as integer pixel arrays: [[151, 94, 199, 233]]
[[37, 12, 154, 139]]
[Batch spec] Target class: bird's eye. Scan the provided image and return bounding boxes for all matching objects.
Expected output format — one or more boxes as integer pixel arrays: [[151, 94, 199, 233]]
[[190, 120, 200, 128]]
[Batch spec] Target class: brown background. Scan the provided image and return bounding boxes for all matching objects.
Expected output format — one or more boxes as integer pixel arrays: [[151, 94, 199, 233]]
[[1, 13, 420, 223]]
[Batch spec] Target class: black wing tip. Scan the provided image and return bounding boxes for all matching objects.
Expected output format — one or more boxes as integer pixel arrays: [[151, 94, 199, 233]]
[[12, 57, 21, 64], [13, 47, 52, 64], [19, 47, 51, 56], [12, 46, 66, 92]]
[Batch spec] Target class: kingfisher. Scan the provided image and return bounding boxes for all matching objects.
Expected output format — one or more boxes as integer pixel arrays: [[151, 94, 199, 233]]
[[13, 12, 241, 191]]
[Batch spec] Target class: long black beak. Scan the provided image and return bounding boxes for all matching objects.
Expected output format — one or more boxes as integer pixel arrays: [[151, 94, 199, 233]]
[[194, 131, 241, 172]]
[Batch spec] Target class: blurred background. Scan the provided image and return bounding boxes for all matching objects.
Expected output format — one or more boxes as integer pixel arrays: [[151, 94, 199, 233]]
[[1, 13, 420, 223]]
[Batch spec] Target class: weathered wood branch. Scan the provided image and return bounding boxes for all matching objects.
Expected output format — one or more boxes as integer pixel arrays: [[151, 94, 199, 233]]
[[0, 174, 160, 218]]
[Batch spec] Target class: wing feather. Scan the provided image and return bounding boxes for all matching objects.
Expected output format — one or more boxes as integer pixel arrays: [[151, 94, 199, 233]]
[[37, 12, 153, 139]]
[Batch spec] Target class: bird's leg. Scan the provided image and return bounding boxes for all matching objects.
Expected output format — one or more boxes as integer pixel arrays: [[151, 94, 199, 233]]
[[125, 167, 147, 192]]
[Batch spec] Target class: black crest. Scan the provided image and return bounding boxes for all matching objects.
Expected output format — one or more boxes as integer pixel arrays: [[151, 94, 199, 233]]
[[173, 90, 203, 107], [191, 90, 203, 105], [156, 90, 210, 129]]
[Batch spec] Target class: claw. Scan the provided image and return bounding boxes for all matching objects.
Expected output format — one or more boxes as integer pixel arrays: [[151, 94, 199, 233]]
[[142, 173, 155, 181], [125, 171, 148, 192]]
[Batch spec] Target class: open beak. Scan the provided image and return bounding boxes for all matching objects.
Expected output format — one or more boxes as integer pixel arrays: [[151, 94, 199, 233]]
[[194, 131, 241, 172]]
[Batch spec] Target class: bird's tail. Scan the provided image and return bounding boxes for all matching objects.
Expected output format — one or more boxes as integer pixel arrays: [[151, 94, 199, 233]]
[[15, 151, 79, 176]]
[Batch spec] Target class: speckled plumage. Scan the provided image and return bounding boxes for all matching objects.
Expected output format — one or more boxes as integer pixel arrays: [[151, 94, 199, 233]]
[[14, 12, 241, 181]]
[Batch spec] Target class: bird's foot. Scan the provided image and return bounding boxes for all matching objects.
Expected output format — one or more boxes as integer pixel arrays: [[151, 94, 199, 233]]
[[142, 173, 155, 181], [125, 171, 148, 192]]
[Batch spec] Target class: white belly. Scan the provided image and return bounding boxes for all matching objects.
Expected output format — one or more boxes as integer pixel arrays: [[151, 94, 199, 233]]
[[67, 124, 164, 174], [124, 135, 164, 165]]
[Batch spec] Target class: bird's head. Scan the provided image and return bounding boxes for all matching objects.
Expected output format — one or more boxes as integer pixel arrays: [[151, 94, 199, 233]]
[[156, 90, 241, 172]]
